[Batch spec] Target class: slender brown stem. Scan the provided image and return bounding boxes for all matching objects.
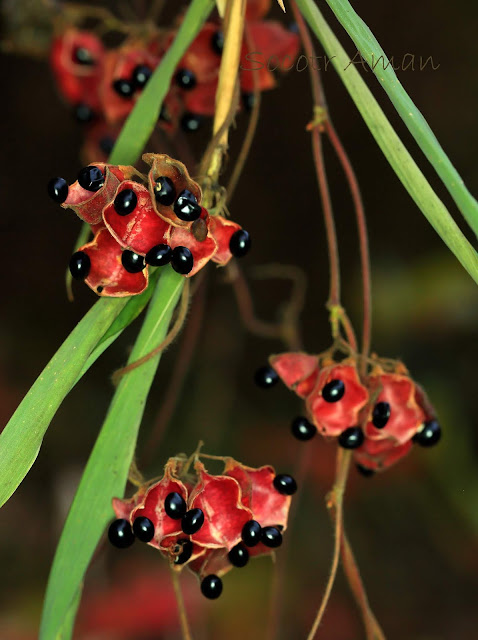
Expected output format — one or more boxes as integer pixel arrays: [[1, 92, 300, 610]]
[[171, 570, 193, 640], [306, 448, 352, 640]]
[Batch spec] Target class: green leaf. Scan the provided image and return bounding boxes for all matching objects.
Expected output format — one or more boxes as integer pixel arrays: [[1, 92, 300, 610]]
[[108, 0, 215, 166], [322, 0, 478, 238], [0, 297, 128, 508], [40, 268, 184, 640], [295, 0, 478, 285]]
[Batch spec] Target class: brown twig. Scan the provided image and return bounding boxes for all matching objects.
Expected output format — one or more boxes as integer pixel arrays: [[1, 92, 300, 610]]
[[171, 569, 194, 640]]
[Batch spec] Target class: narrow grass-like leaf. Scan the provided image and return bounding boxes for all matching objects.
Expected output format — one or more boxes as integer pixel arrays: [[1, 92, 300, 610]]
[[0, 297, 128, 508], [40, 268, 184, 640], [109, 0, 215, 166], [295, 0, 478, 284], [322, 0, 478, 238]]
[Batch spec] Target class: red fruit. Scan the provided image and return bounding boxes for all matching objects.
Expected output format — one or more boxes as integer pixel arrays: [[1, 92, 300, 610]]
[[103, 181, 170, 255], [246, 0, 272, 20], [78, 228, 148, 297], [174, 23, 223, 85], [269, 352, 319, 398], [165, 208, 218, 277], [353, 436, 413, 472], [306, 359, 369, 437], [208, 215, 242, 265]]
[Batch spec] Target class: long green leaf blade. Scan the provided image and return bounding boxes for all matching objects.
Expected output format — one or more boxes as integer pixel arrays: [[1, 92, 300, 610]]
[[40, 268, 183, 640], [322, 0, 478, 237], [296, 0, 478, 284]]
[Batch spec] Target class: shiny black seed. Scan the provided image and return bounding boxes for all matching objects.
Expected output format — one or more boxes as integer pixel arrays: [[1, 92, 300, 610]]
[[273, 474, 297, 496], [201, 575, 223, 599], [356, 464, 375, 478], [254, 365, 279, 389], [372, 401, 391, 429], [121, 250, 145, 273], [145, 244, 172, 267], [242, 92, 255, 112], [174, 539, 193, 565], [412, 419, 441, 447], [173, 189, 201, 222], [154, 176, 176, 206], [132, 516, 155, 542], [97, 286, 104, 293], [322, 379, 345, 403], [113, 78, 134, 98], [99, 136, 115, 155], [228, 543, 249, 568], [338, 427, 364, 449], [229, 229, 251, 257], [131, 64, 152, 89], [74, 103, 95, 123], [171, 246, 194, 275], [261, 526, 282, 548], [69, 251, 90, 280], [211, 30, 224, 55], [48, 177, 68, 203], [291, 416, 316, 441], [175, 68, 197, 90], [241, 519, 261, 547], [108, 518, 135, 548], [182, 508, 204, 535], [114, 188, 137, 216], [165, 492, 187, 519], [180, 112, 202, 132], [73, 46, 94, 65], [77, 165, 104, 192]]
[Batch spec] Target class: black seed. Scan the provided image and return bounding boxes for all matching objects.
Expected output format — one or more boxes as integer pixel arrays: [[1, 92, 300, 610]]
[[201, 575, 223, 599], [254, 365, 279, 389], [173, 189, 201, 222], [73, 46, 94, 65], [211, 30, 224, 55], [322, 379, 345, 403], [69, 251, 90, 280], [412, 419, 441, 447], [97, 286, 104, 293], [338, 427, 364, 449], [261, 526, 283, 548], [182, 508, 204, 535], [74, 103, 95, 123], [291, 416, 316, 441], [372, 401, 391, 429], [132, 516, 155, 542], [273, 474, 297, 496], [174, 539, 193, 565], [229, 229, 251, 257], [145, 244, 172, 267], [228, 543, 249, 568], [164, 492, 187, 519], [154, 176, 176, 206], [108, 518, 135, 548], [356, 464, 375, 478], [48, 177, 68, 203], [121, 250, 145, 273], [242, 92, 255, 112], [289, 22, 300, 34], [175, 68, 197, 90], [77, 165, 104, 192], [113, 78, 135, 98], [181, 112, 202, 132], [114, 188, 137, 216], [241, 519, 261, 547], [171, 246, 194, 275], [159, 104, 171, 122], [99, 136, 115, 155], [131, 64, 152, 89]]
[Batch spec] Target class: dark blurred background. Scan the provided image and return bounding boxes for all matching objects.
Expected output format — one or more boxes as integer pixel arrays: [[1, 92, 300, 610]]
[[1, 0, 478, 638]]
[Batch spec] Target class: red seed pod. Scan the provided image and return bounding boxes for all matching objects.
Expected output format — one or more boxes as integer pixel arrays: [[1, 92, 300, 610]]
[[78, 228, 148, 297], [173, 23, 223, 85], [306, 358, 369, 437], [165, 208, 218, 277], [50, 28, 105, 110], [103, 180, 170, 255], [143, 153, 203, 228], [182, 80, 218, 117], [208, 215, 242, 265], [269, 352, 320, 398], [353, 436, 413, 473], [246, 0, 273, 20], [363, 365, 427, 445]]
